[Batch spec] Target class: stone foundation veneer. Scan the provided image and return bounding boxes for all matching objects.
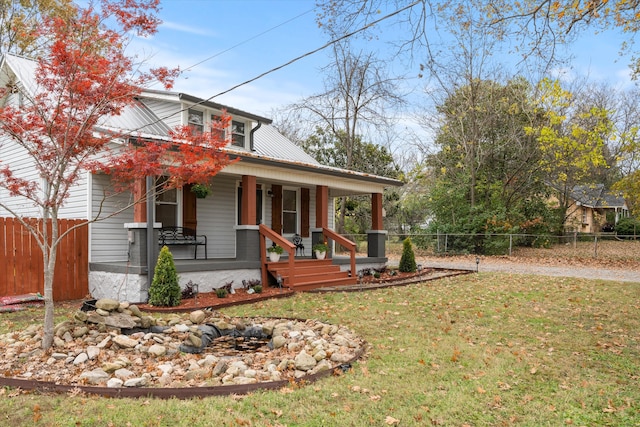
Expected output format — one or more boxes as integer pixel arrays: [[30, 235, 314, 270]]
[[89, 269, 262, 303]]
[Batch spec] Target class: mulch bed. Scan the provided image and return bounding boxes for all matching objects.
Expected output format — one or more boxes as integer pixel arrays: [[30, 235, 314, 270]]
[[136, 268, 469, 313], [138, 286, 295, 313]]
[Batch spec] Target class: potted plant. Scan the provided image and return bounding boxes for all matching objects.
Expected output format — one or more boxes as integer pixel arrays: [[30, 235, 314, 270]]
[[313, 242, 328, 260], [267, 244, 283, 262], [190, 183, 212, 199]]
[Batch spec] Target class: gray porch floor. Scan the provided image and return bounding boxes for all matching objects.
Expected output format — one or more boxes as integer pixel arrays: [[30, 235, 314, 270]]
[[90, 256, 387, 275]]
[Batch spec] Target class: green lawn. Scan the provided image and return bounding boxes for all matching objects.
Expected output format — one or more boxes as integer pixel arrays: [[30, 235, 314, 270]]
[[1, 272, 639, 426]]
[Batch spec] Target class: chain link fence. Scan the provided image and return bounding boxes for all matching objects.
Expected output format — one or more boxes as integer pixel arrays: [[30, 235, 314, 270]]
[[338, 232, 640, 259]]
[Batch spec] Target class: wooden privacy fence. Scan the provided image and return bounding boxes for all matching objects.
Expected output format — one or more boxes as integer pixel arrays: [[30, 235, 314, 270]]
[[0, 217, 88, 301]]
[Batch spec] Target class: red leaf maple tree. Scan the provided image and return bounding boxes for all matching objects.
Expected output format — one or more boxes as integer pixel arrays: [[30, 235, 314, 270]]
[[0, 0, 235, 349]]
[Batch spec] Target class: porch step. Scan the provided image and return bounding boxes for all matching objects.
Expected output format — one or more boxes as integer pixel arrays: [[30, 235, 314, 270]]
[[266, 259, 357, 291]]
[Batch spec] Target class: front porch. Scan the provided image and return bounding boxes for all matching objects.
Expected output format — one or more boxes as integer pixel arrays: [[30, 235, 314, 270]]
[[89, 254, 387, 303]]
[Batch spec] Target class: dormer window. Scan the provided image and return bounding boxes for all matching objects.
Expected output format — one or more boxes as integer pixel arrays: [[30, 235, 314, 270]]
[[232, 121, 245, 147], [188, 109, 204, 134]]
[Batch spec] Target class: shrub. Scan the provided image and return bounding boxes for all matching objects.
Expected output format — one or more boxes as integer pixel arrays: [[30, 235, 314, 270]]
[[399, 237, 417, 273], [148, 246, 181, 307], [181, 280, 198, 299], [615, 217, 640, 237], [216, 288, 228, 298], [252, 285, 262, 293]]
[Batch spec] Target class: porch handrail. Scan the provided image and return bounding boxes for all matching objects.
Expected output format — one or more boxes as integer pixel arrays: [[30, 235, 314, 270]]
[[259, 224, 296, 287], [321, 227, 356, 278]]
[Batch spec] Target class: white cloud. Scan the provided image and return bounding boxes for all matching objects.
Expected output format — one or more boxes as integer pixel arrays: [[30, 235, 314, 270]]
[[160, 21, 218, 38]]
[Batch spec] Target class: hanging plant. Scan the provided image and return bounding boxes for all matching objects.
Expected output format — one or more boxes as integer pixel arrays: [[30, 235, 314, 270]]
[[190, 183, 212, 198]]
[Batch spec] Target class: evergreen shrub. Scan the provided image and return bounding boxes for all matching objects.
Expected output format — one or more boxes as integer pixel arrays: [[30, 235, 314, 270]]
[[148, 246, 181, 307], [399, 237, 417, 273]]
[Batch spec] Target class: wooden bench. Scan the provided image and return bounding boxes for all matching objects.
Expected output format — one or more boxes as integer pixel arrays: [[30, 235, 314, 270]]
[[158, 226, 208, 259]]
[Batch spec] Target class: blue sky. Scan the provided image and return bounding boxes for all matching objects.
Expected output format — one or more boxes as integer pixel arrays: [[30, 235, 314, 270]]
[[132, 0, 637, 120]]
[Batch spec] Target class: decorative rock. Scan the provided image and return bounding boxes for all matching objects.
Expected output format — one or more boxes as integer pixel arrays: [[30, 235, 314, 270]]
[[187, 334, 202, 348], [107, 378, 124, 388], [95, 298, 120, 311], [234, 376, 258, 385], [51, 352, 68, 360], [78, 368, 109, 385], [53, 337, 65, 348], [115, 368, 136, 380], [330, 352, 354, 364], [87, 346, 101, 360], [103, 313, 138, 330], [148, 344, 167, 357], [123, 377, 147, 387], [119, 301, 130, 311], [184, 368, 209, 380], [73, 352, 89, 365], [72, 326, 89, 338], [113, 335, 138, 349], [95, 308, 110, 316], [271, 335, 286, 349], [128, 305, 142, 317], [74, 311, 88, 322], [294, 351, 317, 371], [157, 363, 174, 375], [212, 360, 228, 376], [189, 310, 206, 324]]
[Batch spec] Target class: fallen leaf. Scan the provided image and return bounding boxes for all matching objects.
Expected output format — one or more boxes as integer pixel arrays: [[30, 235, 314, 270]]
[[385, 415, 400, 425]]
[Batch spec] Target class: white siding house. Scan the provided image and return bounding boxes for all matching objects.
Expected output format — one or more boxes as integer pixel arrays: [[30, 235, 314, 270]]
[[1, 53, 402, 302]]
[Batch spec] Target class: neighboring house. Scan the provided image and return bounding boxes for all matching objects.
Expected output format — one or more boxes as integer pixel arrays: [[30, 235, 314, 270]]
[[0, 54, 403, 302], [565, 184, 629, 233]]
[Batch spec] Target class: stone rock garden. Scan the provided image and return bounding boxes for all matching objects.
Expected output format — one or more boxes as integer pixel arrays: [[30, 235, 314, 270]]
[[0, 298, 366, 396]]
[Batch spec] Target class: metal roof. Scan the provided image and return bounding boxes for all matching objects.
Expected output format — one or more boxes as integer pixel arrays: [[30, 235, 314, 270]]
[[96, 99, 171, 137], [252, 124, 319, 165]]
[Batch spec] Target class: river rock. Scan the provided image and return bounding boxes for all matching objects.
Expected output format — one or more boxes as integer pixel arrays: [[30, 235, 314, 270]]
[[95, 298, 120, 312], [294, 351, 317, 371], [79, 368, 109, 385], [113, 335, 138, 349], [189, 310, 206, 324]]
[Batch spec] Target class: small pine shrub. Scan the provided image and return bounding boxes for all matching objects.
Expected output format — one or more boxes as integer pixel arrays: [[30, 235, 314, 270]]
[[216, 288, 228, 298], [399, 237, 417, 273], [149, 246, 181, 306], [252, 285, 262, 293]]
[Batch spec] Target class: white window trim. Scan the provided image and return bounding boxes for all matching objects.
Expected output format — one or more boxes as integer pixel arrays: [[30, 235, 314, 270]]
[[282, 187, 299, 236], [154, 180, 183, 227]]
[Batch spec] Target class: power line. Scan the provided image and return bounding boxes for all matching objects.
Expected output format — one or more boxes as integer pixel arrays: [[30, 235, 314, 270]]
[[132, 0, 421, 133], [180, 7, 316, 75]]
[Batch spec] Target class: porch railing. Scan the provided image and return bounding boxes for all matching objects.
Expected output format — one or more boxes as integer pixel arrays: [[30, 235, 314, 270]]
[[259, 224, 297, 287], [321, 227, 356, 277]]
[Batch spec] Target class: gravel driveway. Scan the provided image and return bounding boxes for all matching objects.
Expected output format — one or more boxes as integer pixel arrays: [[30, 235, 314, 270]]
[[388, 255, 640, 283]]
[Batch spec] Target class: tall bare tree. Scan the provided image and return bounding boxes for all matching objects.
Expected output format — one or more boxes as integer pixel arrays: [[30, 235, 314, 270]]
[[290, 41, 405, 232]]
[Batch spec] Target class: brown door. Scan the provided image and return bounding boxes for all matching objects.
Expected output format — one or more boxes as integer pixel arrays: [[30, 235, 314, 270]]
[[183, 184, 197, 232]]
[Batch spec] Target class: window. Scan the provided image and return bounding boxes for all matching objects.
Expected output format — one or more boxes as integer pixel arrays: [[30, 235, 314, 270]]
[[232, 121, 245, 147], [211, 114, 226, 142], [188, 109, 204, 134], [282, 189, 298, 234], [582, 207, 588, 224], [155, 176, 180, 227]]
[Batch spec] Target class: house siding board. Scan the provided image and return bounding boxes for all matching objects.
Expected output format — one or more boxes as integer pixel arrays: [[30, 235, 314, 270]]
[[0, 135, 41, 217], [196, 174, 236, 258], [90, 174, 132, 262]]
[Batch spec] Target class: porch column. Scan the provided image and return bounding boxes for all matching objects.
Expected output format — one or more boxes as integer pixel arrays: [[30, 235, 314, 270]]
[[312, 185, 330, 257], [236, 175, 259, 261], [368, 192, 387, 258], [133, 178, 146, 222], [127, 177, 155, 268]]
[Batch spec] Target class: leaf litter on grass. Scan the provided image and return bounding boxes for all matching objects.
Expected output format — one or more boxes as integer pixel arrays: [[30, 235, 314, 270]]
[[1, 270, 639, 426]]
